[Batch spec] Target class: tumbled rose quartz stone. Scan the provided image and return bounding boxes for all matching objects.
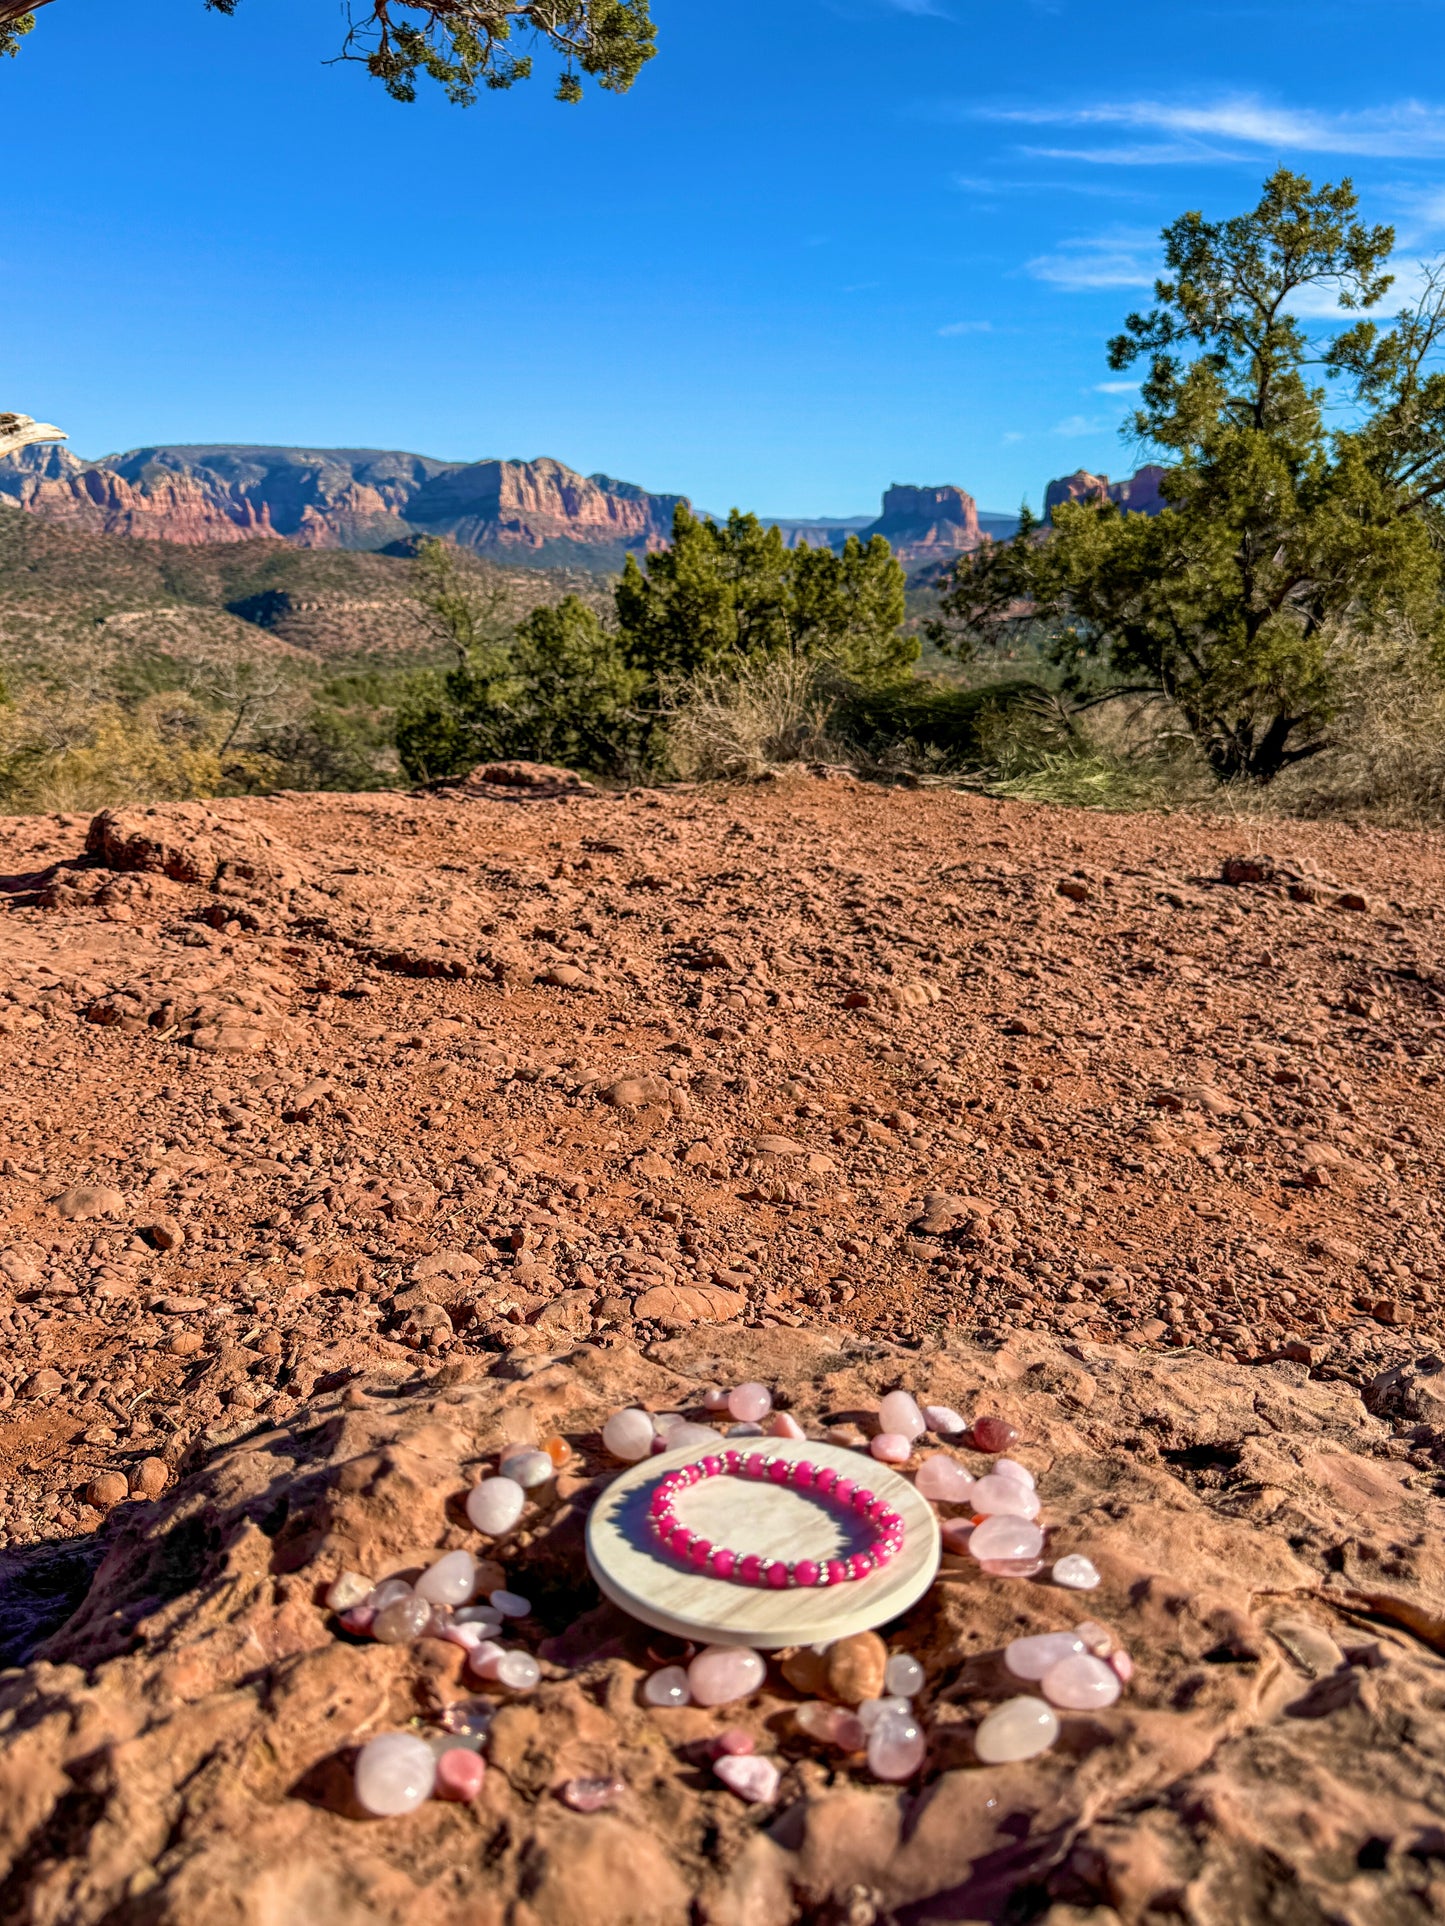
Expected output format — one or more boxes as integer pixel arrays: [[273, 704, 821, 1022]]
[[327, 1571, 372, 1612], [561, 1775, 625, 1811], [714, 1728, 755, 1756], [857, 1696, 912, 1733], [466, 1640, 506, 1678], [728, 1382, 773, 1423], [1041, 1653, 1121, 1709], [714, 1754, 780, 1803], [970, 1475, 1041, 1520], [974, 1696, 1060, 1764], [1052, 1554, 1101, 1591], [466, 1476, 526, 1536], [878, 1390, 926, 1441], [1005, 1631, 1087, 1680], [868, 1705, 926, 1781], [916, 1455, 976, 1503], [415, 1550, 477, 1607], [969, 1515, 1045, 1564], [795, 1702, 865, 1749], [1110, 1650, 1134, 1683], [354, 1731, 437, 1816], [495, 1651, 541, 1692], [924, 1403, 968, 1437], [884, 1653, 925, 1697], [602, 1409, 656, 1462], [979, 1556, 1045, 1578], [664, 1423, 725, 1451], [703, 1386, 731, 1412], [968, 1416, 1019, 1453], [373, 1594, 433, 1644], [643, 1665, 691, 1707], [435, 1747, 486, 1801], [688, 1645, 765, 1707], [870, 1432, 912, 1464], [767, 1412, 807, 1439], [994, 1458, 1036, 1490]]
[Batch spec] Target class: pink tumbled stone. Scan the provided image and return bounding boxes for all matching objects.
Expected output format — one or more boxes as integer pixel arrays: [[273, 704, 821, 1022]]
[[688, 1645, 765, 1707], [940, 1518, 974, 1555], [968, 1515, 1045, 1564], [923, 1403, 968, 1437], [728, 1382, 773, 1422], [1110, 1650, 1134, 1683], [767, 1411, 806, 1439], [979, 1556, 1045, 1578], [1005, 1631, 1086, 1681], [867, 1706, 926, 1781], [871, 1432, 911, 1464], [993, 1457, 1036, 1490], [703, 1386, 730, 1411], [435, 1747, 486, 1801], [878, 1390, 926, 1441], [970, 1475, 1042, 1519], [714, 1727, 755, 1756], [916, 1455, 976, 1503], [714, 1754, 780, 1803], [1040, 1653, 1122, 1709]]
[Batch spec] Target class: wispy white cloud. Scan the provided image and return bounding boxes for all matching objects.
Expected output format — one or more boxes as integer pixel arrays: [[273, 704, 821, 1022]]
[[937, 319, 992, 335], [984, 94, 1445, 161], [1026, 227, 1158, 290], [881, 0, 948, 14], [1052, 413, 1110, 436], [1094, 379, 1138, 393]]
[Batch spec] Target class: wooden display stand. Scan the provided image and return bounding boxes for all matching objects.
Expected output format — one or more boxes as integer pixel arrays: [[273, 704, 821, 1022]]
[[586, 1436, 941, 1648]]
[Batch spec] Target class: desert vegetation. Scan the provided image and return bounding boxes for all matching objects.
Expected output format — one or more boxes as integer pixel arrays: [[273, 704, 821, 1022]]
[[5, 171, 1445, 819]]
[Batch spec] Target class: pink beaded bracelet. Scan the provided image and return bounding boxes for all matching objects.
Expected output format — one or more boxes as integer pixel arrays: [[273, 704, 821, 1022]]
[[647, 1449, 904, 1588]]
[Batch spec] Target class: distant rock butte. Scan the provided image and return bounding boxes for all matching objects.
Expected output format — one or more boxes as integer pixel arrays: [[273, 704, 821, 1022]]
[[0, 445, 686, 564], [1045, 463, 1168, 521]]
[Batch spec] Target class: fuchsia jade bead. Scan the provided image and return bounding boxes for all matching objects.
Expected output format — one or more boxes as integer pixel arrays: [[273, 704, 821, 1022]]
[[646, 1451, 903, 1588]]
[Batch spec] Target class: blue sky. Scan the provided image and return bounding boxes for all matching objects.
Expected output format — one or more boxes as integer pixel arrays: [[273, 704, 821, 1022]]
[[7, 0, 1445, 515]]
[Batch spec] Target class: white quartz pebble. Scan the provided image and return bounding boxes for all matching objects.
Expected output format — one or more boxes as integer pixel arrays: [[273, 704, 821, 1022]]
[[924, 1404, 968, 1437], [974, 1696, 1060, 1764], [884, 1653, 925, 1698], [354, 1731, 437, 1816], [453, 1606, 504, 1632], [1004, 1631, 1087, 1681], [715, 1754, 780, 1803], [1040, 1653, 1121, 1709], [1052, 1554, 1101, 1591], [688, 1645, 765, 1707], [970, 1475, 1041, 1520], [494, 1650, 541, 1691], [366, 1577, 414, 1611], [489, 1588, 532, 1618], [602, 1408, 657, 1461], [498, 1449, 554, 1489], [326, 1571, 372, 1611], [643, 1665, 691, 1707], [878, 1390, 926, 1441], [415, 1550, 477, 1607], [466, 1476, 526, 1536]]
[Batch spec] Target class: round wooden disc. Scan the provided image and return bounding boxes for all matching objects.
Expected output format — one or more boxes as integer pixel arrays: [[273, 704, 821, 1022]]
[[585, 1437, 941, 1648]]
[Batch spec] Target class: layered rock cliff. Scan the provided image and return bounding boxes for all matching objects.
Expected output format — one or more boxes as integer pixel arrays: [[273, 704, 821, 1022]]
[[0, 445, 686, 566], [1044, 462, 1168, 521]]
